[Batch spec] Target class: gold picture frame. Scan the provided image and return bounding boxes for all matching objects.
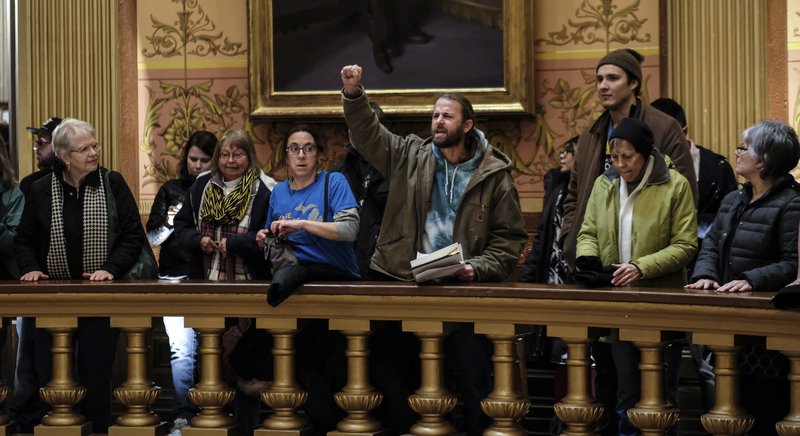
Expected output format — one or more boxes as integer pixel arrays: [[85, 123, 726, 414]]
[[249, 0, 534, 119]]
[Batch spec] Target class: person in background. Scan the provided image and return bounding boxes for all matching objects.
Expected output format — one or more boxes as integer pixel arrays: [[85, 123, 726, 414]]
[[518, 136, 576, 434], [331, 102, 389, 280], [172, 129, 271, 434], [520, 136, 577, 284], [146, 130, 216, 436], [20, 117, 63, 196], [577, 118, 697, 436], [14, 118, 150, 433], [686, 119, 800, 435], [650, 97, 733, 415], [0, 135, 23, 394], [10, 116, 63, 433]]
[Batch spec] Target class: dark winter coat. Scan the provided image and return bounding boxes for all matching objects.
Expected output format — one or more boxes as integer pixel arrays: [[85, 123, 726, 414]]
[[691, 174, 800, 291], [172, 172, 270, 280], [146, 178, 194, 277], [519, 169, 570, 283]]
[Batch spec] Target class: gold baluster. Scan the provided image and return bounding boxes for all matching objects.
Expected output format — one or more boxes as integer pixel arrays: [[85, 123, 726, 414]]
[[329, 319, 387, 436], [476, 323, 529, 436], [621, 329, 679, 436], [35, 317, 91, 436], [549, 326, 604, 436], [256, 318, 312, 436], [183, 318, 237, 436], [768, 337, 800, 435], [695, 333, 754, 436], [109, 317, 168, 436], [403, 321, 457, 436], [0, 322, 10, 433]]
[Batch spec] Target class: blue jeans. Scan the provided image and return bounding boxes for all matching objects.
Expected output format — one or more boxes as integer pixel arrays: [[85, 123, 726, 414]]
[[163, 316, 198, 419]]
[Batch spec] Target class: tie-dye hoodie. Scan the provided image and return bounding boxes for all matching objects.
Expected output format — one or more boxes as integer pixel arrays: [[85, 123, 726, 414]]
[[422, 130, 487, 253]]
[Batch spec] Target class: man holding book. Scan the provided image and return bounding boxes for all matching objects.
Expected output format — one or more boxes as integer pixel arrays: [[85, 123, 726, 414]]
[[341, 64, 528, 434], [340, 64, 527, 282]]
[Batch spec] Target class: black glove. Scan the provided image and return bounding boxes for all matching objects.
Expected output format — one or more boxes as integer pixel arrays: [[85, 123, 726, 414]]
[[773, 284, 800, 310], [574, 256, 616, 288]]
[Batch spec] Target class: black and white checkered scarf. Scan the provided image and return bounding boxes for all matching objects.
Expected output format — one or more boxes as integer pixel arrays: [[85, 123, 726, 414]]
[[46, 170, 109, 279]]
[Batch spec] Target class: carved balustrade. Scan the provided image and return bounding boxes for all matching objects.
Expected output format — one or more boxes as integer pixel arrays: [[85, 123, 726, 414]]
[[0, 281, 798, 436]]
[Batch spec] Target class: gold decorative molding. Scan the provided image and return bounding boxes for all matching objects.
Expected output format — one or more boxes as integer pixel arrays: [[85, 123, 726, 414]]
[[700, 346, 754, 436], [776, 351, 800, 436], [259, 327, 311, 433], [553, 336, 604, 434], [113, 327, 162, 428], [480, 334, 530, 434], [666, 0, 767, 161], [627, 340, 680, 434], [330, 330, 384, 434], [188, 328, 236, 430], [39, 327, 88, 428]]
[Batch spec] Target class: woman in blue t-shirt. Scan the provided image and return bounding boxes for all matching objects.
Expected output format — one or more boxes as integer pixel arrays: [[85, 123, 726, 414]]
[[256, 124, 360, 304], [256, 124, 360, 431]]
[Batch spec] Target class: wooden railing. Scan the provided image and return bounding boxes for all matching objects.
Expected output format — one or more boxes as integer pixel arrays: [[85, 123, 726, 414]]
[[0, 281, 799, 436]]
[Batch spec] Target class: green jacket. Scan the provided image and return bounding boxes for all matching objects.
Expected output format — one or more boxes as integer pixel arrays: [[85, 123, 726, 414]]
[[576, 153, 697, 288], [342, 89, 528, 281]]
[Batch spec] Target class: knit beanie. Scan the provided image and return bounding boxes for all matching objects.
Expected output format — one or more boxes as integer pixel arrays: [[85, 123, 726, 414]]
[[610, 118, 654, 156], [597, 48, 644, 84]]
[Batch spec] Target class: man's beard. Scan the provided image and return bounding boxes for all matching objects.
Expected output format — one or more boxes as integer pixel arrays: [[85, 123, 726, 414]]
[[38, 152, 57, 170], [433, 128, 464, 149]]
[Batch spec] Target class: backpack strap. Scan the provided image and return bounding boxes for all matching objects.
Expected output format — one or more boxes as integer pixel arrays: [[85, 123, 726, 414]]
[[323, 171, 330, 222]]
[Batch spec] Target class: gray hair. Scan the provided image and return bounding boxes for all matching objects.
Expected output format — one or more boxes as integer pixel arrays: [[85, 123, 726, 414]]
[[742, 119, 800, 179], [52, 118, 96, 159]]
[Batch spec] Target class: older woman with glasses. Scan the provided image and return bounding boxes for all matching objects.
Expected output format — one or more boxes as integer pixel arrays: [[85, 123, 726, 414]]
[[14, 118, 152, 433], [686, 120, 800, 435], [173, 129, 270, 281]]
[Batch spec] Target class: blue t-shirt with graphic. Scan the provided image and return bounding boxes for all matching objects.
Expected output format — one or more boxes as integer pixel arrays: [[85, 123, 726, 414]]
[[266, 170, 360, 278]]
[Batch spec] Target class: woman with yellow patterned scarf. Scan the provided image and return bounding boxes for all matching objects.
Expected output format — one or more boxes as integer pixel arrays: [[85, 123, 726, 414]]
[[174, 129, 272, 280]]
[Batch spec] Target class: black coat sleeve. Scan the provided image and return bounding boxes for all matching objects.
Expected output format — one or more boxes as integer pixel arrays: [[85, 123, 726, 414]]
[[102, 171, 147, 278], [14, 180, 48, 275], [146, 182, 171, 231], [172, 176, 206, 269]]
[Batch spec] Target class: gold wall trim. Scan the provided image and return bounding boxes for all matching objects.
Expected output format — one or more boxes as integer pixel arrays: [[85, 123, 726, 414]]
[[667, 0, 768, 160], [23, 0, 120, 171], [534, 47, 659, 62]]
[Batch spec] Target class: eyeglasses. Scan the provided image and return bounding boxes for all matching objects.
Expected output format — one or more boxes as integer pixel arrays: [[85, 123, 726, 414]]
[[287, 144, 317, 155], [219, 151, 247, 161], [70, 142, 101, 155], [33, 138, 50, 150], [735, 143, 750, 156]]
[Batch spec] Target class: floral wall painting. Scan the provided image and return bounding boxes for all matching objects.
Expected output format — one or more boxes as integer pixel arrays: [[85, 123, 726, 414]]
[[535, 0, 651, 49], [138, 0, 250, 190]]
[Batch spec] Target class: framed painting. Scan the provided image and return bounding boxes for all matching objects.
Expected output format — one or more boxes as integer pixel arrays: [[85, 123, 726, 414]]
[[249, 0, 534, 119]]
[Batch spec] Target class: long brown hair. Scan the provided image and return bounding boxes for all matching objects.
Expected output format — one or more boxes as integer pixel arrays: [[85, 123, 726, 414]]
[[0, 136, 16, 188]]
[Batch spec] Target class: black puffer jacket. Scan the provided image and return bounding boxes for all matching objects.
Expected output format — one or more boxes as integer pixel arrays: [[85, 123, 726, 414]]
[[691, 174, 800, 291]]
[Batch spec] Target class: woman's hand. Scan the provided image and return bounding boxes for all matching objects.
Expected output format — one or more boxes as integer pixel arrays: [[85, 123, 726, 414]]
[[218, 237, 228, 256], [20, 271, 48, 282], [611, 263, 642, 287], [256, 229, 269, 248], [166, 203, 182, 227], [716, 279, 752, 293], [270, 219, 304, 237], [200, 236, 217, 254], [685, 279, 720, 290], [83, 270, 114, 281]]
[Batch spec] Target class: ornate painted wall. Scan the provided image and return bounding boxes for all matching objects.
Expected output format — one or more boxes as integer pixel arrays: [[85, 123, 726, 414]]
[[135, 0, 661, 215]]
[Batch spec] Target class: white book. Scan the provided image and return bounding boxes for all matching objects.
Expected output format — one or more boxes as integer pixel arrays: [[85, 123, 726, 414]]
[[411, 242, 465, 282]]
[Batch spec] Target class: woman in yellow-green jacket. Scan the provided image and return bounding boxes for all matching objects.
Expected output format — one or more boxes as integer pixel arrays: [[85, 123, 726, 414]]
[[576, 117, 697, 436]]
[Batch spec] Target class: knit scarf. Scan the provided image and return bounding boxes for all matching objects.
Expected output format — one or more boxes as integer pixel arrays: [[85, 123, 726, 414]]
[[46, 170, 109, 279], [199, 169, 257, 225], [617, 156, 654, 263]]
